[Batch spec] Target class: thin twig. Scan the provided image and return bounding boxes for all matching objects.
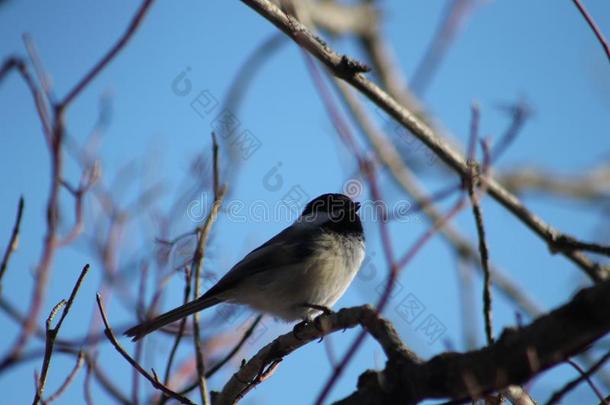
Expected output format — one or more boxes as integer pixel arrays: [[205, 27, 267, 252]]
[[566, 359, 608, 404], [546, 351, 610, 405], [83, 352, 95, 405], [159, 266, 192, 404], [132, 264, 150, 405], [190, 134, 225, 405], [177, 315, 263, 397], [491, 100, 531, 162], [0, 57, 53, 139], [33, 264, 90, 405], [0, 196, 24, 293], [0, 313, 130, 405], [95, 293, 195, 405], [60, 0, 156, 108], [44, 351, 84, 403], [465, 105, 493, 344], [570, 0, 610, 63], [410, 0, 479, 96]]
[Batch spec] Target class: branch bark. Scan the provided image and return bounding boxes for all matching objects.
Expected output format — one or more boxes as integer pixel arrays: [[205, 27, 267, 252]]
[[335, 278, 610, 404]]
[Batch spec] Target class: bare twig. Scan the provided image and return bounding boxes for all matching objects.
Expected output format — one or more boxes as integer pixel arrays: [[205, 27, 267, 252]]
[[60, 0, 155, 108], [58, 164, 98, 247], [190, 134, 225, 405], [162, 266, 192, 389], [0, 196, 24, 293], [411, 0, 479, 96], [95, 293, 195, 405], [491, 101, 532, 162], [551, 235, 610, 257], [33, 264, 90, 405], [44, 351, 84, 403], [570, 0, 610, 63], [176, 315, 263, 397], [566, 359, 608, 404], [0, 300, 131, 405], [465, 105, 493, 344], [546, 351, 610, 405], [83, 352, 95, 405]]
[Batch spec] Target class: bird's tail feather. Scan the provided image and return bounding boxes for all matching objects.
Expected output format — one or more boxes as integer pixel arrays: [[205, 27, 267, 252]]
[[124, 296, 221, 341]]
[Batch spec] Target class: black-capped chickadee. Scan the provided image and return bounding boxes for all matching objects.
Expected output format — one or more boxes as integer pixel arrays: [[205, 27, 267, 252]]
[[125, 193, 365, 341]]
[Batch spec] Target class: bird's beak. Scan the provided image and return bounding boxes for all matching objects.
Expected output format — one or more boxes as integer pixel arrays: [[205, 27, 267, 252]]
[[354, 202, 361, 212]]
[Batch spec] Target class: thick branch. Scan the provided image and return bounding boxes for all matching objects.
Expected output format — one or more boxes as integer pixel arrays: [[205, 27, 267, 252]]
[[335, 277, 610, 404]]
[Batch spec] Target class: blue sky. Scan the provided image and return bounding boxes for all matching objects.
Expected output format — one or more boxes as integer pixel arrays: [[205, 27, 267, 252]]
[[1, 1, 609, 404]]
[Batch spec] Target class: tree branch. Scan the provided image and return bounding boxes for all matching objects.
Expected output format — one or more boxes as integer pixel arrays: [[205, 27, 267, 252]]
[[215, 305, 420, 405], [240, 0, 609, 282]]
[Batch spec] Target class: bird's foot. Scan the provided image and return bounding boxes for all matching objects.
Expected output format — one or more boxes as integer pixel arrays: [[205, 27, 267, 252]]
[[292, 319, 310, 341], [302, 303, 334, 316], [292, 304, 334, 341]]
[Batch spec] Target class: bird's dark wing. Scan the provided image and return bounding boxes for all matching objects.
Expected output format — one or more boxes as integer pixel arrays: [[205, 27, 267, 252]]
[[199, 224, 319, 299]]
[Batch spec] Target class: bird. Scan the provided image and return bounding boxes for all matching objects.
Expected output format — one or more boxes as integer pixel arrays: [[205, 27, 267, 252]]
[[124, 193, 365, 341]]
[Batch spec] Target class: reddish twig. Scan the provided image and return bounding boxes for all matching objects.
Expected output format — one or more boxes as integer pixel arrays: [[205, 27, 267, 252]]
[[411, 0, 479, 96], [551, 235, 610, 257], [0, 57, 53, 139], [60, 0, 155, 108], [57, 165, 98, 247], [571, 0, 610, 63], [491, 100, 531, 163], [176, 315, 263, 398]]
